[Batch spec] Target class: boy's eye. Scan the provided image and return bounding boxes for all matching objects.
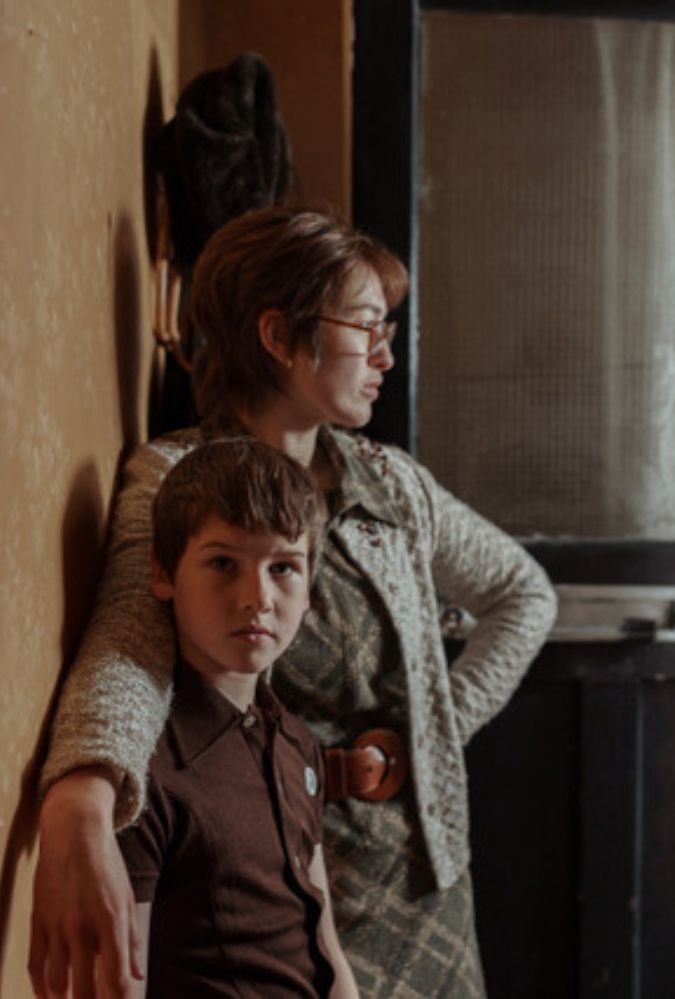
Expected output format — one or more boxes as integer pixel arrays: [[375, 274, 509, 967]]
[[270, 561, 298, 576], [208, 556, 234, 572]]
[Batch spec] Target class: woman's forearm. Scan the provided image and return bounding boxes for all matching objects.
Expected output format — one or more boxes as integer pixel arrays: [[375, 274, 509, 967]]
[[30, 767, 144, 998], [422, 463, 557, 742], [40, 439, 188, 825]]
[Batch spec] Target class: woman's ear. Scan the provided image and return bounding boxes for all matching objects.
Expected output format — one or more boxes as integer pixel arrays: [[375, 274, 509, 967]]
[[258, 309, 293, 368], [151, 550, 174, 602]]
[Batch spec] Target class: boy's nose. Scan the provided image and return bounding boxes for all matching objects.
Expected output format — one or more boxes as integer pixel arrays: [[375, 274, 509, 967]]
[[237, 571, 272, 612]]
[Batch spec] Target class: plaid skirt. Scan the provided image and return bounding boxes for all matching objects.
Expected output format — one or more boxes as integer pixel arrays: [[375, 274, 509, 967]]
[[324, 789, 486, 998]]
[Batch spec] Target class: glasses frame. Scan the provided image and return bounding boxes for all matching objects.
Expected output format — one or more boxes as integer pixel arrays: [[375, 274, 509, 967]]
[[316, 314, 397, 357]]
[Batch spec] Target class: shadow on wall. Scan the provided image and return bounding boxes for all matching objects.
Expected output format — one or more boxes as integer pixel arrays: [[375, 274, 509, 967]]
[[0, 462, 105, 975], [114, 211, 143, 454], [0, 44, 167, 974], [143, 46, 165, 264]]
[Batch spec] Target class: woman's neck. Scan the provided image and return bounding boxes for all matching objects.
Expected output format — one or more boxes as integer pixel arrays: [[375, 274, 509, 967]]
[[234, 402, 320, 468], [231, 402, 340, 490]]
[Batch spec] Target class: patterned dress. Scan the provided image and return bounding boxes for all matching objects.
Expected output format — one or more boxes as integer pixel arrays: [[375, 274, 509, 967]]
[[274, 442, 486, 998]]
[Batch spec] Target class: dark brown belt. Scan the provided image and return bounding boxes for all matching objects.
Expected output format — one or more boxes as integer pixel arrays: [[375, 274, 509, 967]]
[[324, 728, 408, 802]]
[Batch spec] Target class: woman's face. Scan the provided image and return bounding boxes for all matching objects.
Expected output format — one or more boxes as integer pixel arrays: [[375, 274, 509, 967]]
[[285, 264, 394, 429]]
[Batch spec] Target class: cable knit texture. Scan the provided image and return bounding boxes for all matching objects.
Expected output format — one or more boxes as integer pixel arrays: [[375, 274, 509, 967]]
[[41, 426, 557, 882]]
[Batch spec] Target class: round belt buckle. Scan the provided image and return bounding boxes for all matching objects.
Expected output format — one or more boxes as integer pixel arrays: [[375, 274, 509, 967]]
[[353, 728, 408, 801]]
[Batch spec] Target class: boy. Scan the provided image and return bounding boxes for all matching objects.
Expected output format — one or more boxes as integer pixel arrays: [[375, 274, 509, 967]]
[[116, 438, 358, 998]]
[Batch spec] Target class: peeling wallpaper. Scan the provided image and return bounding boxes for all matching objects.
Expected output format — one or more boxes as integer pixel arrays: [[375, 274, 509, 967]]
[[0, 2, 178, 993]]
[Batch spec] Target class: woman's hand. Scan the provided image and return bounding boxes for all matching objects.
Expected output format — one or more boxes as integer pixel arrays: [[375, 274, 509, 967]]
[[28, 768, 143, 998]]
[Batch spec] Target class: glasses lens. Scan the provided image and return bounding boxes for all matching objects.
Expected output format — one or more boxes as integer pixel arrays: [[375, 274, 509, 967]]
[[369, 322, 396, 355]]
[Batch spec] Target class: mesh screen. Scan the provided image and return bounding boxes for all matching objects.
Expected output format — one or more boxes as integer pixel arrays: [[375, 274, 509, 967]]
[[418, 12, 675, 538]]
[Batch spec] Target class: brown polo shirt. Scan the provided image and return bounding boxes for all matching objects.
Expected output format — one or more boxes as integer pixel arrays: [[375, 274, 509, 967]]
[[117, 663, 334, 997]]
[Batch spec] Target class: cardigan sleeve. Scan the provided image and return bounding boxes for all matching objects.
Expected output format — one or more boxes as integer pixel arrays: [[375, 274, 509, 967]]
[[39, 436, 194, 828], [416, 462, 558, 745]]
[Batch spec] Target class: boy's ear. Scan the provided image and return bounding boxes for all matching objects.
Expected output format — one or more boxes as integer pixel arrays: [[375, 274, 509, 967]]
[[151, 550, 174, 602], [258, 309, 293, 368]]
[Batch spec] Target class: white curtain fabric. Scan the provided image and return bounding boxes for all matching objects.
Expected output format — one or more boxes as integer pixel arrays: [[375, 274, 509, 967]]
[[418, 12, 675, 538]]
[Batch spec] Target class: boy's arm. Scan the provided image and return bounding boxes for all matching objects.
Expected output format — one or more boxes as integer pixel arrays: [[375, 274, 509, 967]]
[[308, 844, 360, 999]]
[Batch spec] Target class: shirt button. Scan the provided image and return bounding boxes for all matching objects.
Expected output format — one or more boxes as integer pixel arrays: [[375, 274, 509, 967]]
[[242, 714, 256, 729]]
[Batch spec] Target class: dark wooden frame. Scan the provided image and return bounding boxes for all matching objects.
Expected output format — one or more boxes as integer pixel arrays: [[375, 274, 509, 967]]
[[352, 3, 675, 995]]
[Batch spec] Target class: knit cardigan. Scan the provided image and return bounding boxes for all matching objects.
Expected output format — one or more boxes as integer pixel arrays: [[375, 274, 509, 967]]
[[42, 426, 557, 890]]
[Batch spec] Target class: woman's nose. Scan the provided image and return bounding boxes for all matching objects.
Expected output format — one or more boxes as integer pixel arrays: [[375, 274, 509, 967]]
[[369, 340, 395, 372]]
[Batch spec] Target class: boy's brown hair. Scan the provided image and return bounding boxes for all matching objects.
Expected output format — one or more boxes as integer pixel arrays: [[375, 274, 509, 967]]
[[190, 204, 409, 422], [152, 438, 327, 580]]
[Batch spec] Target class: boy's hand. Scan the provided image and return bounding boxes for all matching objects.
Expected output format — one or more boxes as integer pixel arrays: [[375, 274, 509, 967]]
[[28, 768, 143, 998]]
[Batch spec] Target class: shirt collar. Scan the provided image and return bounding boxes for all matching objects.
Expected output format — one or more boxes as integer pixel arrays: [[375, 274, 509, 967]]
[[318, 425, 404, 527], [169, 662, 283, 765]]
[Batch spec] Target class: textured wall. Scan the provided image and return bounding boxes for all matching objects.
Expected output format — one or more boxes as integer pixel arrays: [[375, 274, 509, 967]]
[[179, 0, 352, 217], [0, 2, 178, 994], [0, 2, 351, 991], [418, 13, 675, 538]]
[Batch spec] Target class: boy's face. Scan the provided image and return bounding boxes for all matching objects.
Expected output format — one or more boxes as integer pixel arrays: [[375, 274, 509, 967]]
[[152, 516, 311, 682]]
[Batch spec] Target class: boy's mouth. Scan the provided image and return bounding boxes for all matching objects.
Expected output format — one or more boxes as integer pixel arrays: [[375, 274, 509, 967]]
[[230, 625, 274, 642]]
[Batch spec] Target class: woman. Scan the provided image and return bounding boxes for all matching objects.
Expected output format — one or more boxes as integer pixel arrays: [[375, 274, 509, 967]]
[[30, 207, 556, 998]]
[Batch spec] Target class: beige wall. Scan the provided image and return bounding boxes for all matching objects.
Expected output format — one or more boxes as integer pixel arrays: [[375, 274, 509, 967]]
[[0, 2, 350, 994], [0, 2, 179, 993]]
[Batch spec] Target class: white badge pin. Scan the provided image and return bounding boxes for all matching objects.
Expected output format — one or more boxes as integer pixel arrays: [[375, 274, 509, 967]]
[[304, 766, 318, 796]]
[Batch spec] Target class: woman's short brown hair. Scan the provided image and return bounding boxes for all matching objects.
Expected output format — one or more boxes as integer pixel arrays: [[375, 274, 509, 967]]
[[153, 438, 327, 580], [190, 205, 409, 421]]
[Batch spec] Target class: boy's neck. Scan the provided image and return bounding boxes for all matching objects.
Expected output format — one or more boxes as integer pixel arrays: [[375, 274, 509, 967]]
[[186, 663, 261, 713]]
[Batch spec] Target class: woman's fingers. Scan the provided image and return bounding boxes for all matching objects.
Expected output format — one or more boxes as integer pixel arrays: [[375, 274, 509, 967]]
[[70, 937, 98, 999], [29, 769, 132, 998], [127, 897, 144, 982], [94, 902, 135, 997], [27, 916, 52, 996]]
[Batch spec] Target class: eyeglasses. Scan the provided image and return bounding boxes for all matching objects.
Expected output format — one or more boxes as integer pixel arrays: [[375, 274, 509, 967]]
[[316, 315, 397, 357]]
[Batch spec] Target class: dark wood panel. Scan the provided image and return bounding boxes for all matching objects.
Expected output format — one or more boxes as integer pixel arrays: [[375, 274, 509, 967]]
[[641, 683, 675, 994], [466, 679, 579, 998], [577, 680, 641, 998], [527, 540, 675, 586], [420, 1, 675, 21], [352, 0, 418, 451]]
